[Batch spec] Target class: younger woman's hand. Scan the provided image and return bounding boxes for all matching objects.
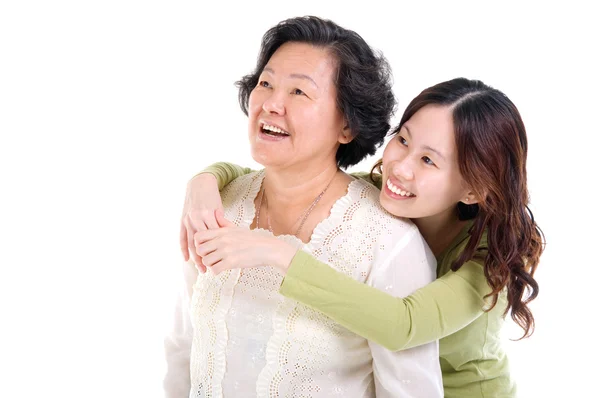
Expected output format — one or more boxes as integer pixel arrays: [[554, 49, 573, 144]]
[[194, 210, 298, 275], [180, 173, 224, 272]]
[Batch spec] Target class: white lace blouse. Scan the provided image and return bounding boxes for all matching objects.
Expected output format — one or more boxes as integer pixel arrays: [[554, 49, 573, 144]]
[[164, 171, 443, 397]]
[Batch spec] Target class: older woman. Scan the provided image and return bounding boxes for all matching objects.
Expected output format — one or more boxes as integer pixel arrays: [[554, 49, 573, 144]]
[[164, 16, 443, 397]]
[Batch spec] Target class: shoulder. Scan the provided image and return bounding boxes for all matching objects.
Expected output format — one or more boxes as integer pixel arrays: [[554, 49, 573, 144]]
[[460, 227, 489, 262], [224, 169, 263, 190], [221, 170, 264, 225], [347, 178, 432, 265], [351, 176, 379, 198], [439, 225, 489, 278], [222, 170, 264, 200], [348, 178, 416, 232]]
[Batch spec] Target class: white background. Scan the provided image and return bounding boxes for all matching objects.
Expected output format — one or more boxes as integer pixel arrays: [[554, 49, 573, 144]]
[[1, 1, 598, 397]]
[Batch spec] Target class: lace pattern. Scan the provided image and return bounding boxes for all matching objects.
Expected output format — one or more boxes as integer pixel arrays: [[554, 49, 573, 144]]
[[190, 171, 409, 397]]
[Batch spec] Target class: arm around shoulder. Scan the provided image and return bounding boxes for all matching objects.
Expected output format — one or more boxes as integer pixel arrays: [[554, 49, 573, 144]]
[[192, 162, 255, 191], [280, 230, 488, 351]]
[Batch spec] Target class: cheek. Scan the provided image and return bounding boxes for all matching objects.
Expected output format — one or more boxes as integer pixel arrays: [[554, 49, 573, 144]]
[[382, 141, 402, 165], [308, 96, 343, 128], [381, 142, 392, 164], [294, 105, 340, 142], [302, 102, 327, 123], [439, 169, 467, 197], [417, 174, 460, 206], [248, 90, 264, 116]]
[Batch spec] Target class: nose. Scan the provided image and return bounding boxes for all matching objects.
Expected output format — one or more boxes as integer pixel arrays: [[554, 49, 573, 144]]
[[262, 90, 285, 116], [391, 157, 415, 181]]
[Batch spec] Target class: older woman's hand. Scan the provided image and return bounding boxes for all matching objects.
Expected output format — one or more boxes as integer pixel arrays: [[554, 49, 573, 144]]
[[194, 210, 298, 276], [180, 173, 224, 272]]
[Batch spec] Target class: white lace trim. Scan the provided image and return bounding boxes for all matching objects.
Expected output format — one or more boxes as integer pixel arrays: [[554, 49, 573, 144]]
[[191, 170, 400, 397]]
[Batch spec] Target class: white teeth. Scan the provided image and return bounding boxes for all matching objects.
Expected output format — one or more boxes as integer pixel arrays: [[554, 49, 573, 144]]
[[387, 179, 414, 197], [262, 123, 289, 135]]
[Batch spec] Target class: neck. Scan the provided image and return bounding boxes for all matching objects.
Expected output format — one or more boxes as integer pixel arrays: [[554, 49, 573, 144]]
[[263, 160, 340, 209], [413, 207, 466, 257]]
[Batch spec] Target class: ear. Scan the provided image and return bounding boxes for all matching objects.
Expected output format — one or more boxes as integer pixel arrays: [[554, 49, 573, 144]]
[[460, 190, 482, 205], [338, 122, 353, 144]]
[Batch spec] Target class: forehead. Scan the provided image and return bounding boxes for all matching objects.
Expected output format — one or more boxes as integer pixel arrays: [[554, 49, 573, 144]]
[[407, 105, 455, 145], [265, 42, 337, 82]]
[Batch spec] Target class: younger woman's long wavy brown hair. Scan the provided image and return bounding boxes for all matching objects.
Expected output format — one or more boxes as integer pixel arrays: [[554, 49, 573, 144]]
[[373, 78, 545, 339]]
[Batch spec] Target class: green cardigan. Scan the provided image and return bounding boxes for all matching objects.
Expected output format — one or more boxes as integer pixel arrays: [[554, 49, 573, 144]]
[[194, 162, 516, 397]]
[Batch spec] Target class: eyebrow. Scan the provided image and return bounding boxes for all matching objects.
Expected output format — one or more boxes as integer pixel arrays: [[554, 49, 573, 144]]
[[263, 67, 318, 88], [404, 125, 447, 161]]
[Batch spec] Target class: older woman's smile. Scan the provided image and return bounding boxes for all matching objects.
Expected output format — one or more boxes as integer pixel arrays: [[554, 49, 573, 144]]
[[258, 121, 290, 141]]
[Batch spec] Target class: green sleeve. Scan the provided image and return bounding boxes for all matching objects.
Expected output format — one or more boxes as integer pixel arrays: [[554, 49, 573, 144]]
[[194, 162, 256, 191], [280, 250, 489, 351]]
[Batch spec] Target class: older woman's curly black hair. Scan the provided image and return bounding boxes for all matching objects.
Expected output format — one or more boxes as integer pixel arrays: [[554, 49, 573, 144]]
[[235, 15, 396, 169]]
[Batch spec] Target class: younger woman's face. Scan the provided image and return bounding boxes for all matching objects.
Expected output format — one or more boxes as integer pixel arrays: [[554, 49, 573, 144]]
[[379, 104, 474, 220]]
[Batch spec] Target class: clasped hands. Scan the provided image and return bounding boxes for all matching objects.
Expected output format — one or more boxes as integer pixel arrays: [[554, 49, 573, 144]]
[[181, 207, 296, 275]]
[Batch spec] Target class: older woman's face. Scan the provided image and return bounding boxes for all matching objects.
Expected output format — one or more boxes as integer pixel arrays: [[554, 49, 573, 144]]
[[247, 42, 347, 169]]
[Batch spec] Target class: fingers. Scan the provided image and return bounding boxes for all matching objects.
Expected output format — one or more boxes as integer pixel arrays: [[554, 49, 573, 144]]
[[193, 229, 222, 246], [210, 259, 230, 275], [215, 208, 235, 228], [196, 240, 218, 258], [185, 216, 204, 268], [182, 216, 206, 273], [188, 209, 212, 230], [203, 210, 221, 230], [182, 208, 226, 265], [211, 253, 243, 275], [180, 221, 189, 261], [184, 208, 225, 231], [196, 262, 207, 273], [202, 251, 223, 268]]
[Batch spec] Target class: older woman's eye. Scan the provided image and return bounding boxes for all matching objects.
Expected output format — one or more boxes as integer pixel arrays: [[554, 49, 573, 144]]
[[292, 88, 306, 96], [258, 80, 271, 88]]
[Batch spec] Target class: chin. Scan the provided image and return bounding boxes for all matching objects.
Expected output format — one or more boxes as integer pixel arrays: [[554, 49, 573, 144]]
[[380, 192, 412, 218], [250, 149, 280, 168], [250, 151, 267, 167]]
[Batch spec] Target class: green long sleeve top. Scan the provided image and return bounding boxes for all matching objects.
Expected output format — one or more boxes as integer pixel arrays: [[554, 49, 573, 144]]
[[194, 162, 515, 397]]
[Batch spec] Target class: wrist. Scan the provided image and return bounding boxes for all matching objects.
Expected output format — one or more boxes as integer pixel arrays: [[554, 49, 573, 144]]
[[271, 241, 297, 276], [189, 172, 217, 187], [187, 172, 218, 203]]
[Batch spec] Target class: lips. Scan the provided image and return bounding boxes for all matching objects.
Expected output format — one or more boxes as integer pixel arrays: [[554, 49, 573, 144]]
[[260, 121, 290, 137], [386, 178, 415, 197]]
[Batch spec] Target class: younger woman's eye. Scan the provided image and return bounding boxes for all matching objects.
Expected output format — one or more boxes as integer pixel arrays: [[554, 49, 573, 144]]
[[422, 156, 435, 166], [398, 135, 408, 146]]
